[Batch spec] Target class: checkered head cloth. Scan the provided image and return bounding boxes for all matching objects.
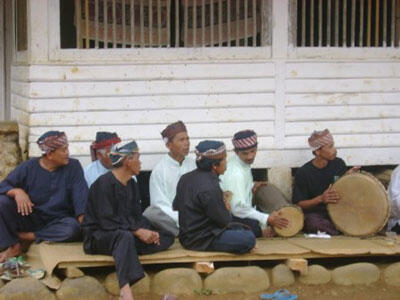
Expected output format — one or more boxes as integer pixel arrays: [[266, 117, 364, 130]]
[[37, 131, 68, 154], [232, 130, 258, 151], [308, 129, 334, 151]]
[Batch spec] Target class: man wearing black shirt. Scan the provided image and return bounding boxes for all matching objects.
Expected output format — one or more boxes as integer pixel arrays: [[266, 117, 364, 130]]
[[82, 141, 174, 300], [292, 129, 358, 235], [173, 140, 256, 253]]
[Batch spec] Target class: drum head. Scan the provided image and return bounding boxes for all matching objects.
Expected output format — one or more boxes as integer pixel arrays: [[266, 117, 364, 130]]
[[328, 172, 390, 237], [254, 184, 290, 214], [273, 206, 304, 237]]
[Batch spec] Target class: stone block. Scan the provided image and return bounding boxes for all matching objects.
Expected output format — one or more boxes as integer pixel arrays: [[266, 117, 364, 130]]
[[299, 265, 331, 285], [0, 277, 55, 300], [384, 262, 400, 286], [61, 267, 84, 279], [0, 122, 19, 134], [152, 268, 202, 295], [332, 263, 380, 285], [204, 266, 269, 294], [0, 122, 22, 181], [104, 271, 150, 296], [268, 167, 293, 201], [286, 258, 308, 275], [271, 264, 295, 287], [56, 276, 108, 300]]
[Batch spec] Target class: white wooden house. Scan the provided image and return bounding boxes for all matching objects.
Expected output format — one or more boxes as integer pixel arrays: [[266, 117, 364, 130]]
[[1, 0, 400, 171]]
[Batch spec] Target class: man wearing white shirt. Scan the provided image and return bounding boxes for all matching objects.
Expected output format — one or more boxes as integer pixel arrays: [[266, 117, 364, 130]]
[[143, 121, 196, 236], [388, 165, 400, 234], [220, 130, 288, 237]]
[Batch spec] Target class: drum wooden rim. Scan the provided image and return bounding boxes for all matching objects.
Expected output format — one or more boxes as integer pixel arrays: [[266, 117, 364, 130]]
[[327, 171, 390, 237], [273, 205, 304, 237]]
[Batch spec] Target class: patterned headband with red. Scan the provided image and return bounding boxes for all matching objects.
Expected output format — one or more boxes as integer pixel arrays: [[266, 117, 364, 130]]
[[37, 131, 68, 154], [308, 129, 334, 150], [232, 130, 258, 151]]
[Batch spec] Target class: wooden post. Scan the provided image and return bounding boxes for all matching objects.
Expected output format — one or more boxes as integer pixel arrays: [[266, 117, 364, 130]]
[[286, 258, 308, 275]]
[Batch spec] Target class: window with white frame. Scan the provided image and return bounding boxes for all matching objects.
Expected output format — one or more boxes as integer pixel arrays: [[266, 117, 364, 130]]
[[60, 0, 271, 48], [296, 0, 400, 47]]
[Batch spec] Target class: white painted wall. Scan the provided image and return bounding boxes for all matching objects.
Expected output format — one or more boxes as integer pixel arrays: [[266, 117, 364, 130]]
[[9, 0, 400, 169]]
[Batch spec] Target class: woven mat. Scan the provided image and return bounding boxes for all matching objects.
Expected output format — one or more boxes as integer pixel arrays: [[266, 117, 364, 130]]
[[287, 236, 399, 255], [31, 238, 309, 275]]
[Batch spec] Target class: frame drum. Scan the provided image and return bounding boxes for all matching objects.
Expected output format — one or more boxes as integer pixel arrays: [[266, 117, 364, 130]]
[[273, 206, 304, 237], [254, 184, 290, 214], [327, 172, 390, 237]]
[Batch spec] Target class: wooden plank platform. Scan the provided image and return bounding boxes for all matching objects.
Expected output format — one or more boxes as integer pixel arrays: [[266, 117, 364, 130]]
[[25, 236, 400, 277]]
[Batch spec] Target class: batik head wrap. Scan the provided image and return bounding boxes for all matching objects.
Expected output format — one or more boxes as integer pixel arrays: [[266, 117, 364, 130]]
[[109, 141, 139, 166], [195, 140, 226, 161], [308, 129, 334, 151], [37, 131, 68, 154], [232, 130, 258, 151], [90, 132, 121, 161], [161, 121, 187, 144]]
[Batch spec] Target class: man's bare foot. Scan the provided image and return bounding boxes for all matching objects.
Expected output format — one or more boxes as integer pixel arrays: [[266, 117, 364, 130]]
[[18, 232, 35, 252], [18, 232, 35, 242], [0, 243, 21, 263]]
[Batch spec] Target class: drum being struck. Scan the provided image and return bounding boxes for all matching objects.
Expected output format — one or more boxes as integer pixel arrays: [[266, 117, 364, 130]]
[[328, 172, 390, 237], [273, 205, 304, 237]]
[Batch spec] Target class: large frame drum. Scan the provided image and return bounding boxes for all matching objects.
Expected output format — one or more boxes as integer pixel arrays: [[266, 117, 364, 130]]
[[327, 172, 390, 237]]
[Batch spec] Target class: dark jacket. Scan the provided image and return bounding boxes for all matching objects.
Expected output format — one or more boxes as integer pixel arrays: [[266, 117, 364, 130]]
[[173, 169, 232, 250]]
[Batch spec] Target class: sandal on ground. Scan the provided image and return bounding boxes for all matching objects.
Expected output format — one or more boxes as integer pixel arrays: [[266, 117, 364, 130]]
[[260, 289, 298, 300]]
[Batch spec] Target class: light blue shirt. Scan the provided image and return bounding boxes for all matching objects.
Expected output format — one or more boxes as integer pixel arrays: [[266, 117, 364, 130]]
[[149, 154, 196, 226], [84, 160, 109, 188], [219, 154, 269, 229]]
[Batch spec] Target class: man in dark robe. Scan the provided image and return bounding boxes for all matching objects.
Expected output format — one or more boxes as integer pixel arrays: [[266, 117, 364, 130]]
[[292, 129, 359, 235], [0, 131, 88, 262], [82, 141, 174, 300], [173, 140, 256, 254]]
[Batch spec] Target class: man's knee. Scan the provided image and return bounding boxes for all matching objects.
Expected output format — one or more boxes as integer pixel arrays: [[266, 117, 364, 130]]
[[159, 232, 175, 251], [0, 195, 16, 213], [62, 218, 82, 242], [242, 230, 256, 251]]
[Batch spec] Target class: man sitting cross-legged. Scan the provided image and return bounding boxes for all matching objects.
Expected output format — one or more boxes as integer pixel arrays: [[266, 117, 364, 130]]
[[82, 141, 174, 300], [0, 131, 88, 262], [173, 140, 256, 254]]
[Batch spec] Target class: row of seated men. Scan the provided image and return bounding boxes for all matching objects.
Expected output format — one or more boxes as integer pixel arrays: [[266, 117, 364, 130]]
[[0, 122, 399, 300]]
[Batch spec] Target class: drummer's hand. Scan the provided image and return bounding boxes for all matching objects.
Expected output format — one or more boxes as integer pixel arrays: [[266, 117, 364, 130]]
[[321, 185, 340, 204], [252, 181, 268, 194], [346, 166, 361, 175], [267, 211, 289, 229]]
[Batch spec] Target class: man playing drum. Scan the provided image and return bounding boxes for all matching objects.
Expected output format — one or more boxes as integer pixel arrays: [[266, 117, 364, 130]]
[[219, 130, 288, 238], [292, 129, 358, 235]]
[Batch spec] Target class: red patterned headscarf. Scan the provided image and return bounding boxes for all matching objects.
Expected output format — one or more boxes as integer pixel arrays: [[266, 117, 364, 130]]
[[232, 130, 258, 151], [161, 121, 187, 144], [90, 132, 121, 161], [37, 131, 68, 154], [308, 129, 334, 150]]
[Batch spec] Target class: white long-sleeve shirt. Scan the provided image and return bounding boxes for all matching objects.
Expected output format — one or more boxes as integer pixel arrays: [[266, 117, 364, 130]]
[[219, 154, 269, 229], [149, 154, 196, 226], [388, 165, 400, 230]]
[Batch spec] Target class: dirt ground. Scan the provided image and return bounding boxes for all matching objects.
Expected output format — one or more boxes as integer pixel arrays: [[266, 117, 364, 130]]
[[116, 282, 400, 300]]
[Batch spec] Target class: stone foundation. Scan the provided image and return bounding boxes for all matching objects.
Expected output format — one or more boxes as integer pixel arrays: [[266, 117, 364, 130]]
[[0, 122, 22, 181], [1, 261, 400, 299]]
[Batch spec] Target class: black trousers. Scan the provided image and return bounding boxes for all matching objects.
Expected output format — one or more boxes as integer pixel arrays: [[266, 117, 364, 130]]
[[0, 195, 81, 249], [232, 215, 262, 238], [83, 224, 174, 288]]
